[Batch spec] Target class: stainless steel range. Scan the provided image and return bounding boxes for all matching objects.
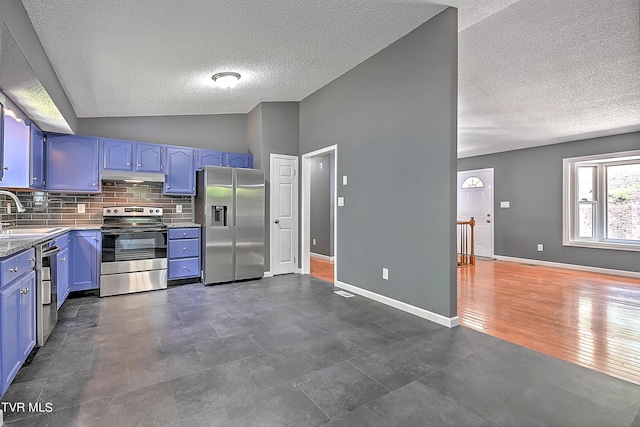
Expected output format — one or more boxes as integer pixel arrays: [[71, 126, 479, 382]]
[[100, 206, 168, 297]]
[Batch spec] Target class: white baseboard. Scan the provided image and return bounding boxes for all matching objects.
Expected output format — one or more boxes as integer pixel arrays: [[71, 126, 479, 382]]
[[335, 280, 459, 328], [263, 271, 273, 278], [494, 255, 640, 279], [310, 252, 335, 262], [296, 268, 303, 274]]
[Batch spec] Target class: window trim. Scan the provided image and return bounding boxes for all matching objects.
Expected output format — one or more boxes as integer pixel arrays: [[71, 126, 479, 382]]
[[563, 150, 640, 252]]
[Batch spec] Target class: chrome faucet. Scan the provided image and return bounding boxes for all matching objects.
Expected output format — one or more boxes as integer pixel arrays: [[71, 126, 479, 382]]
[[0, 190, 26, 213]]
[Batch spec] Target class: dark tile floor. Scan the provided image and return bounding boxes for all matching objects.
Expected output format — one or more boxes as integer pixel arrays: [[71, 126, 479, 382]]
[[2, 274, 639, 426]]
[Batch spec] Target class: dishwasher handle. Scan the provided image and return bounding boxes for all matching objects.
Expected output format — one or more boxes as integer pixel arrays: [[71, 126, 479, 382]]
[[41, 246, 61, 257]]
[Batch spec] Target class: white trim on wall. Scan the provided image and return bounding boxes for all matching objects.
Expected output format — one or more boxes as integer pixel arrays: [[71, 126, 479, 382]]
[[494, 255, 640, 279], [310, 252, 335, 262], [335, 280, 459, 328], [302, 145, 338, 284], [263, 271, 273, 278]]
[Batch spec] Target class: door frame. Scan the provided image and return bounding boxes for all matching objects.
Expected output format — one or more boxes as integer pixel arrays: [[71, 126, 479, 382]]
[[301, 145, 338, 281], [269, 153, 299, 275], [457, 167, 495, 258]]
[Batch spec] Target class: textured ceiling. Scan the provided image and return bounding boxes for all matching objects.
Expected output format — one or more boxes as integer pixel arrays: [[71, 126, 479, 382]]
[[13, 0, 640, 156], [458, 0, 640, 157]]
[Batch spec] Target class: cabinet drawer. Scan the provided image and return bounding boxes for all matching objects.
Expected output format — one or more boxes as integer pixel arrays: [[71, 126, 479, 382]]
[[168, 228, 200, 240], [169, 239, 200, 259], [169, 258, 200, 279], [0, 248, 35, 288]]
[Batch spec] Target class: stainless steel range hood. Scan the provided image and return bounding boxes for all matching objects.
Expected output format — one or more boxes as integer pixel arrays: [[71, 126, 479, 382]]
[[101, 170, 165, 184]]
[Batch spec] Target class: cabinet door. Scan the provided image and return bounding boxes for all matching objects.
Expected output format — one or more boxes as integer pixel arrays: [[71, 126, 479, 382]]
[[1, 280, 22, 395], [0, 110, 30, 188], [164, 147, 195, 195], [197, 150, 223, 169], [102, 139, 133, 171], [224, 153, 253, 168], [46, 135, 101, 192], [19, 271, 36, 360], [71, 231, 101, 291], [56, 247, 70, 309], [30, 126, 44, 189], [136, 143, 164, 172]]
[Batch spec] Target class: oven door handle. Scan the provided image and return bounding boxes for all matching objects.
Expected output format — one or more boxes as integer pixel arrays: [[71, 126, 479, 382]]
[[41, 246, 61, 257], [101, 228, 167, 234]]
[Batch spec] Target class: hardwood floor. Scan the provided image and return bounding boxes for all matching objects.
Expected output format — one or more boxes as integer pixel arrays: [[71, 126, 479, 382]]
[[310, 256, 334, 283], [458, 259, 640, 385]]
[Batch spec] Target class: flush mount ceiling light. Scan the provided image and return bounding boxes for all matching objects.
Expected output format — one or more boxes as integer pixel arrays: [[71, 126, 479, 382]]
[[212, 72, 241, 88]]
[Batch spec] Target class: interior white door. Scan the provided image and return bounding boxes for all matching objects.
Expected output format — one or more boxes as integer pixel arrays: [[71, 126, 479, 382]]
[[271, 155, 298, 275], [457, 169, 494, 258]]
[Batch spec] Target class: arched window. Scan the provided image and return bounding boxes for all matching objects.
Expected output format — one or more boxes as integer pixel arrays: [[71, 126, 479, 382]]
[[461, 176, 484, 189]]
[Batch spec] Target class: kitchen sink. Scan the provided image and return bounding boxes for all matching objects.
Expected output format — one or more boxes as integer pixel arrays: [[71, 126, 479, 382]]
[[0, 228, 64, 235]]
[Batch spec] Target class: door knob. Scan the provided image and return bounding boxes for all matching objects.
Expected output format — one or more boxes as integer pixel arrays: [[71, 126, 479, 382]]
[[486, 220, 491, 223], [274, 219, 280, 224]]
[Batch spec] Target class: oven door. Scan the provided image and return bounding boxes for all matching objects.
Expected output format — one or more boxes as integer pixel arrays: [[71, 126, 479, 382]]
[[101, 229, 167, 263]]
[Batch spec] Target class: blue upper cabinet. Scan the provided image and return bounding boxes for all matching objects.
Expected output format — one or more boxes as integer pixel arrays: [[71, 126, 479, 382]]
[[197, 149, 224, 169], [136, 143, 164, 172], [224, 152, 253, 168], [164, 146, 195, 195], [46, 135, 101, 193], [102, 139, 133, 170], [0, 112, 44, 190], [102, 140, 164, 173], [30, 126, 45, 190]]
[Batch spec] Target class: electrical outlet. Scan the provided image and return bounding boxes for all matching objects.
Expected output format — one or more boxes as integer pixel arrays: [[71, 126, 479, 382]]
[[313, 238, 316, 245], [176, 204, 183, 213], [500, 201, 510, 208], [382, 268, 389, 280], [537, 244, 543, 252], [77, 204, 85, 214]]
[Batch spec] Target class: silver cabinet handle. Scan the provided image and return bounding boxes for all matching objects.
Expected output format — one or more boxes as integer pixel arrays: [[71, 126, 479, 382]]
[[61, 257, 66, 262], [182, 233, 186, 237], [93, 182, 97, 186], [3, 166, 8, 170], [29, 257, 36, 263], [138, 163, 142, 167], [10, 267, 18, 273], [32, 177, 38, 181], [183, 247, 187, 251], [20, 289, 25, 295]]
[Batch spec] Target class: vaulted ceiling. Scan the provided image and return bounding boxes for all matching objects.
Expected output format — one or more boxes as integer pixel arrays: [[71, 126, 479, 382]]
[[6, 0, 640, 157]]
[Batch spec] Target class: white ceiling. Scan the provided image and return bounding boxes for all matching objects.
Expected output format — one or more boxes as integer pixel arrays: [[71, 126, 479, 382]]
[[14, 0, 640, 157]]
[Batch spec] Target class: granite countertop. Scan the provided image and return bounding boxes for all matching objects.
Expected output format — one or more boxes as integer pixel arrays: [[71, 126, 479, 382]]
[[0, 227, 79, 258], [166, 223, 201, 228]]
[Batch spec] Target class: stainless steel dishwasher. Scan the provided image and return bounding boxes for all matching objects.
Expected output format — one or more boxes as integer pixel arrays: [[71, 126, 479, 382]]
[[35, 239, 60, 346]]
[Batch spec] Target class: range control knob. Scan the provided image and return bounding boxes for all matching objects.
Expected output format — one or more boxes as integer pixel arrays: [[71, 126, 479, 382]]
[[149, 208, 154, 213], [106, 209, 111, 213], [156, 209, 160, 213], [114, 209, 119, 213]]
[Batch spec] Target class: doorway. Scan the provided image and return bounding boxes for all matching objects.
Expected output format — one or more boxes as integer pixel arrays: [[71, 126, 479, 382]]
[[457, 168, 494, 258], [302, 145, 337, 282]]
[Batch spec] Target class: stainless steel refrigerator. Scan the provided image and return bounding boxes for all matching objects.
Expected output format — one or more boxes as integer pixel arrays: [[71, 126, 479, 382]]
[[195, 166, 265, 284]]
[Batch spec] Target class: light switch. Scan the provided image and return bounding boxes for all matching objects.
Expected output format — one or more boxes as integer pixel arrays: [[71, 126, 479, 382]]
[[313, 238, 316, 245], [77, 204, 85, 214], [338, 197, 345, 207], [342, 175, 348, 186], [500, 201, 510, 208]]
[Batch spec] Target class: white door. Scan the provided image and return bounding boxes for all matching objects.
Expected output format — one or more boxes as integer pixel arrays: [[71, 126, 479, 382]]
[[457, 168, 494, 258], [271, 154, 298, 275]]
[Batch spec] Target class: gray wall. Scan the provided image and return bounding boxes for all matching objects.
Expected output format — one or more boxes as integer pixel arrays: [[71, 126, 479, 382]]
[[300, 9, 458, 318], [458, 130, 640, 273], [247, 102, 300, 271], [310, 153, 335, 257], [78, 114, 248, 152], [0, 0, 77, 131], [247, 104, 263, 170]]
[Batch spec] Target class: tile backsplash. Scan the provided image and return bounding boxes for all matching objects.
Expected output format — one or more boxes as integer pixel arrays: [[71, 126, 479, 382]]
[[0, 182, 193, 228]]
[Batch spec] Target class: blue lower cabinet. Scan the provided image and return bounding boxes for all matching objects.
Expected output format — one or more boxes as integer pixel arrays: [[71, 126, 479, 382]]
[[1, 270, 36, 398], [56, 247, 70, 309], [168, 227, 201, 280], [70, 230, 101, 292]]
